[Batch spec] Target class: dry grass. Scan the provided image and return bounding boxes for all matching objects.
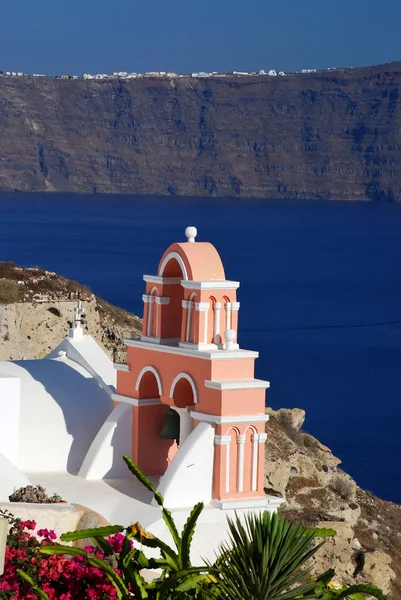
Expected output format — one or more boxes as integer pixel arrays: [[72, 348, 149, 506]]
[[0, 278, 19, 304], [330, 474, 355, 500]]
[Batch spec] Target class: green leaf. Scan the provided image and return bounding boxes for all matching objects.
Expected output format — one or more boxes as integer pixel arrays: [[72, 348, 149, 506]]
[[123, 455, 155, 493], [130, 523, 180, 567], [309, 528, 337, 538], [92, 535, 116, 556], [162, 506, 181, 551], [154, 491, 165, 507], [16, 570, 51, 600], [206, 510, 329, 600], [60, 524, 124, 542], [332, 584, 388, 600], [39, 544, 88, 557], [86, 554, 131, 599], [180, 502, 204, 569]]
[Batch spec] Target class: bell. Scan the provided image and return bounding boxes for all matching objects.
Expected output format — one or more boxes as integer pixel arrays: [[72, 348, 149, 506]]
[[160, 408, 180, 443]]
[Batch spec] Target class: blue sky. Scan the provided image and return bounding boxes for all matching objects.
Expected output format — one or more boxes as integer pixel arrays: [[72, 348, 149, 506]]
[[1, 0, 401, 75]]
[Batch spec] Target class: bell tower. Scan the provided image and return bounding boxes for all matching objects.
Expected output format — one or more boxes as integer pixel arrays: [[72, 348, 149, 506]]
[[114, 227, 278, 511]]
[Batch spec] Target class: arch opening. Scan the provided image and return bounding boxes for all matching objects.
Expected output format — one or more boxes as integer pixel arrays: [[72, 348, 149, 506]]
[[158, 252, 188, 279], [135, 366, 163, 398]]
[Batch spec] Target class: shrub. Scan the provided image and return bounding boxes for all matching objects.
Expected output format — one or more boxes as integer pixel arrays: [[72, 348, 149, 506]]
[[330, 473, 355, 501], [0, 511, 121, 599], [0, 279, 19, 304], [9, 485, 64, 504]]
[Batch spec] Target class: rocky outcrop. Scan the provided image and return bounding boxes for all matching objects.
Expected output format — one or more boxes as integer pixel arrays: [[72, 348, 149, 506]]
[[1, 62, 401, 200], [265, 408, 399, 597], [0, 262, 141, 361]]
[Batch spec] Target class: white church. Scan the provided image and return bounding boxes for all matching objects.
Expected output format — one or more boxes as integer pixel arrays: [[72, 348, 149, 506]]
[[0, 229, 281, 561]]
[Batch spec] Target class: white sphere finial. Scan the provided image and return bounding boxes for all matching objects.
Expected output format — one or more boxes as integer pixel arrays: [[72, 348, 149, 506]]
[[185, 226, 197, 243]]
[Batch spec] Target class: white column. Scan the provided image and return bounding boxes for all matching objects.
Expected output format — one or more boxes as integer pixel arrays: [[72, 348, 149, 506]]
[[195, 302, 210, 344], [174, 407, 194, 445], [215, 435, 232, 494], [155, 301, 160, 337], [154, 297, 170, 338], [254, 432, 267, 492], [147, 296, 155, 337], [237, 434, 246, 493], [225, 302, 232, 331], [186, 302, 192, 342], [213, 302, 222, 344], [251, 433, 258, 492], [142, 294, 151, 337]]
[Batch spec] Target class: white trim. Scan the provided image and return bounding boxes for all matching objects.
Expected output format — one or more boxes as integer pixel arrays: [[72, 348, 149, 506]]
[[142, 294, 151, 303], [237, 434, 246, 493], [158, 252, 188, 279], [155, 301, 160, 337], [179, 342, 218, 351], [213, 303, 221, 345], [147, 297, 154, 336], [231, 302, 240, 311], [182, 300, 191, 309], [170, 373, 198, 404], [226, 442, 230, 493], [113, 363, 130, 372], [124, 339, 259, 361], [185, 301, 193, 342], [112, 393, 163, 407], [225, 302, 232, 331], [214, 435, 232, 445], [204, 379, 270, 391], [195, 302, 210, 311], [155, 296, 170, 305], [190, 411, 269, 425], [181, 281, 240, 290], [251, 433, 258, 492], [210, 496, 285, 510], [257, 433, 268, 443], [203, 307, 208, 343], [140, 336, 181, 345], [135, 366, 163, 396], [143, 275, 182, 285]]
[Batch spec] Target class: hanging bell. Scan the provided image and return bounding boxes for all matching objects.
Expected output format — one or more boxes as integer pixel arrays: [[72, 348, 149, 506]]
[[160, 408, 180, 443]]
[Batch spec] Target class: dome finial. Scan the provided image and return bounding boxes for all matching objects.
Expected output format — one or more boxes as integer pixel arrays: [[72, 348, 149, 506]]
[[185, 226, 197, 243]]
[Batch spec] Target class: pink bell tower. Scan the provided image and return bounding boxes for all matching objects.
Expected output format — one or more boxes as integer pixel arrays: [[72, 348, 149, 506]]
[[114, 227, 276, 510]]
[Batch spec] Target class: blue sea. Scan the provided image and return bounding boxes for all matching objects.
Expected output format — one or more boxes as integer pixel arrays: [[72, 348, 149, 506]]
[[1, 193, 400, 503]]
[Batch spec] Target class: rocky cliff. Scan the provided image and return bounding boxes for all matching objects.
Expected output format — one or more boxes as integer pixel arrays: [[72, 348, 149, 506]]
[[0, 262, 141, 361], [265, 408, 400, 598], [1, 62, 401, 200]]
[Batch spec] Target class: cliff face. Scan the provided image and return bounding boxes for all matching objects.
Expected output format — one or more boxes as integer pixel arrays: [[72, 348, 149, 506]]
[[1, 62, 401, 200], [266, 408, 400, 598], [0, 263, 141, 361]]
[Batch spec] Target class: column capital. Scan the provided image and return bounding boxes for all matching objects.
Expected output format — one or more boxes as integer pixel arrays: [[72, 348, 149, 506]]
[[195, 302, 210, 311], [214, 435, 232, 445], [237, 434, 246, 444], [155, 296, 170, 305], [231, 302, 240, 311]]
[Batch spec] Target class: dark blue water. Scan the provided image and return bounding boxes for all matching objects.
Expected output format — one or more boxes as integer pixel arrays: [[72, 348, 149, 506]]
[[1, 193, 401, 503]]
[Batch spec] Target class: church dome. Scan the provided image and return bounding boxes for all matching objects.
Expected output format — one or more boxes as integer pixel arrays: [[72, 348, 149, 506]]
[[157, 228, 226, 281], [0, 356, 113, 475]]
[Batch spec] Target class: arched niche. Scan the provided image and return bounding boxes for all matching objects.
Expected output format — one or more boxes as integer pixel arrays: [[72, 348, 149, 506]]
[[135, 366, 163, 398]]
